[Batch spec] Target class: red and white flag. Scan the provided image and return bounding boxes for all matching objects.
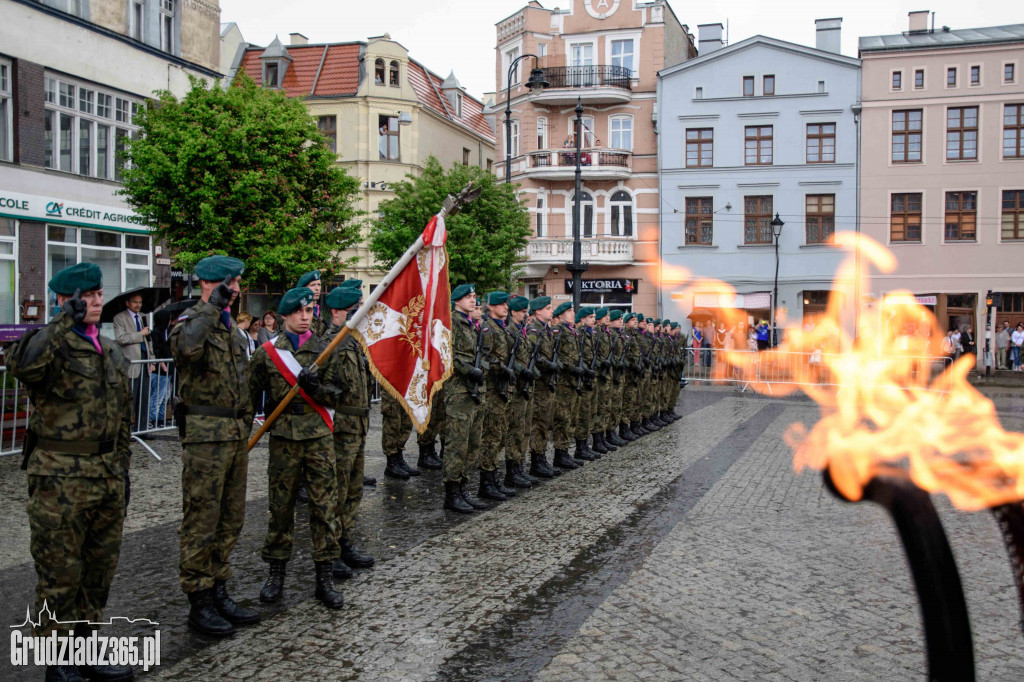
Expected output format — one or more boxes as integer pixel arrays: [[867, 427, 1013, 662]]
[[352, 215, 452, 432], [261, 339, 335, 430]]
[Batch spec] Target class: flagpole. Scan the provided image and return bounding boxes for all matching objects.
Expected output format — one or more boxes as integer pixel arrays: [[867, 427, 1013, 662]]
[[247, 184, 479, 451]]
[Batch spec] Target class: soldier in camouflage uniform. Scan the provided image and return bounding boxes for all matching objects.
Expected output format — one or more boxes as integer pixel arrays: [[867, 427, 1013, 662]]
[[551, 302, 584, 472], [170, 255, 260, 637], [597, 309, 630, 450], [249, 287, 345, 610], [573, 308, 600, 461], [526, 297, 561, 479], [502, 296, 537, 488], [607, 310, 636, 443], [416, 397, 445, 470], [7, 263, 135, 682], [296, 270, 328, 338], [321, 283, 376, 581], [623, 314, 648, 437], [442, 283, 488, 513], [475, 291, 518, 501], [651, 321, 672, 428]]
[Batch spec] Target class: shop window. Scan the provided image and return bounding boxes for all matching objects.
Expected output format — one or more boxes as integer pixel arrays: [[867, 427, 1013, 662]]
[[0, 218, 16, 323]]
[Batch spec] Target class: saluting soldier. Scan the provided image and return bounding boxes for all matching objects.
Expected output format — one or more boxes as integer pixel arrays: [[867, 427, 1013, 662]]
[[249, 287, 345, 609], [573, 308, 600, 461], [476, 291, 517, 501], [502, 296, 537, 488], [526, 297, 561, 479], [551, 302, 583, 472], [170, 255, 259, 637], [7, 264, 135, 682], [321, 282, 376, 581]]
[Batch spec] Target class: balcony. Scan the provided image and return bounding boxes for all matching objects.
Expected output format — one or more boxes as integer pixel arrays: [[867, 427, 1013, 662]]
[[523, 148, 632, 180], [521, 238, 634, 270], [530, 65, 634, 105]]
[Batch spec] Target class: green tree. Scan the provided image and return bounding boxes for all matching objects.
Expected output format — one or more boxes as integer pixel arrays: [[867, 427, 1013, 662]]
[[370, 157, 530, 291], [120, 73, 360, 291]]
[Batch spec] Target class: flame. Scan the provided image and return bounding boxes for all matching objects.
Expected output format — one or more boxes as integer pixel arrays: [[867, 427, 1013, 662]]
[[668, 234, 1024, 511]]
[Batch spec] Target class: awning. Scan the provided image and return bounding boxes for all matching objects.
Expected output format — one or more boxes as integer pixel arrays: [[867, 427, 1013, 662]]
[[693, 292, 771, 309]]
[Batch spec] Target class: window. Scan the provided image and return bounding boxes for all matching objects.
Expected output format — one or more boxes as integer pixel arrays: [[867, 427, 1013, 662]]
[[1002, 190, 1024, 240], [806, 123, 835, 163], [744, 196, 773, 244], [970, 65, 980, 85], [537, 43, 547, 58], [686, 128, 713, 167], [509, 119, 520, 157], [946, 106, 978, 160], [317, 115, 337, 154], [389, 61, 400, 87], [505, 47, 520, 88], [1005, 104, 1024, 158], [892, 110, 923, 163], [573, 191, 594, 238], [695, 86, 703, 99], [568, 115, 594, 147], [374, 59, 385, 85], [130, 1, 144, 40], [763, 75, 775, 96], [610, 116, 632, 150], [805, 194, 835, 244], [817, 80, 825, 93], [742, 76, 754, 97], [744, 126, 773, 165], [265, 62, 279, 88], [1007, 64, 1017, 83], [536, 197, 545, 237], [892, 71, 902, 90], [609, 190, 633, 237], [610, 39, 634, 75], [915, 69, 925, 88], [378, 114, 399, 160], [947, 67, 957, 87], [685, 197, 713, 245], [891, 193, 922, 242], [0, 61, 10, 162], [462, 148, 470, 166], [944, 191, 977, 241], [43, 75, 139, 179], [49, 0, 83, 16], [0, 219, 15, 323], [160, 0, 175, 54], [536, 117, 547, 149], [486, 159, 493, 173]]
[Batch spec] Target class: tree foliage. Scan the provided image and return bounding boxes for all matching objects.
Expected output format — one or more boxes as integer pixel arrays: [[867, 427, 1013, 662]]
[[120, 73, 360, 291], [370, 158, 530, 291]]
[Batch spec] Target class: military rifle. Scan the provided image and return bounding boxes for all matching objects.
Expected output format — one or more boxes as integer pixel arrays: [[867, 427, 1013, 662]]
[[574, 330, 586, 396], [652, 337, 666, 378], [496, 321, 519, 402], [614, 331, 630, 386], [584, 328, 599, 391], [546, 327, 563, 390], [521, 327, 543, 398], [468, 320, 487, 404]]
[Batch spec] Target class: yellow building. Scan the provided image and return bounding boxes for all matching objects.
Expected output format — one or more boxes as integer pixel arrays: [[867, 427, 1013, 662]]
[[230, 32, 495, 301]]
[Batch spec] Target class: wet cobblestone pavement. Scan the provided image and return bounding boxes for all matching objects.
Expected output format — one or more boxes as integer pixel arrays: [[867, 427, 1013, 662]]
[[3, 387, 1024, 680]]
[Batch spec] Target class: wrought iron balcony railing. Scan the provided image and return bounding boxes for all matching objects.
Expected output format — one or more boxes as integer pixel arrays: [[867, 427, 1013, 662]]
[[539, 65, 633, 90]]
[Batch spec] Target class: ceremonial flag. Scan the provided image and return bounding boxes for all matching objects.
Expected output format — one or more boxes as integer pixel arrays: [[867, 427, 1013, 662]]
[[260, 339, 335, 430]]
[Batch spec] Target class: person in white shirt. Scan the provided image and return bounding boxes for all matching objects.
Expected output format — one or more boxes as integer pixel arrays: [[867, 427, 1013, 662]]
[[1012, 323, 1024, 371]]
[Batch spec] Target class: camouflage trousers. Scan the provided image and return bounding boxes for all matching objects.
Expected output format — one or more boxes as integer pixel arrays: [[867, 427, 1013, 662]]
[[478, 381, 510, 471], [623, 376, 640, 422], [27, 475, 125, 637], [263, 434, 339, 563], [381, 392, 412, 456], [529, 381, 555, 454], [643, 374, 657, 416], [611, 379, 627, 428], [575, 386, 595, 440], [179, 438, 249, 593], [552, 382, 579, 450], [333, 432, 365, 540], [504, 389, 533, 464], [597, 378, 614, 431], [420, 395, 445, 446], [442, 385, 483, 483]]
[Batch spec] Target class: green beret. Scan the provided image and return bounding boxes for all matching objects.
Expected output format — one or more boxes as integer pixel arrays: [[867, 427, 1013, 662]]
[[325, 285, 361, 311], [645, 317, 654, 323], [622, 312, 633, 323], [279, 287, 316, 315], [49, 262, 102, 295], [529, 296, 551, 313], [195, 255, 245, 281], [652, 319, 662, 326], [594, 307, 609, 320], [509, 296, 529, 312], [671, 322, 680, 329], [297, 270, 321, 288], [475, 297, 482, 307], [609, 310, 623, 321], [574, 308, 588, 323], [487, 291, 510, 306], [553, 301, 573, 318], [340, 279, 362, 289], [451, 283, 475, 303]]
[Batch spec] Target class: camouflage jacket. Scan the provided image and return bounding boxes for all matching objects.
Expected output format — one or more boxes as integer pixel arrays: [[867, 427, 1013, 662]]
[[249, 332, 346, 441], [621, 328, 641, 375], [322, 324, 370, 436], [525, 320, 557, 387], [637, 331, 653, 374], [309, 304, 328, 338], [483, 315, 514, 393], [450, 311, 484, 395], [6, 311, 132, 477], [595, 326, 614, 380], [511, 320, 533, 386], [556, 322, 581, 379], [170, 299, 253, 444]]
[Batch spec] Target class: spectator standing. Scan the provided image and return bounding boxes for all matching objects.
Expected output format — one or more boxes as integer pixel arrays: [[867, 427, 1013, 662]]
[[149, 310, 173, 427], [257, 310, 278, 345], [997, 322, 1011, 369], [963, 327, 976, 357], [755, 320, 770, 351], [1012, 323, 1024, 371], [236, 313, 256, 359], [691, 325, 703, 367], [951, 327, 962, 362], [113, 293, 154, 431]]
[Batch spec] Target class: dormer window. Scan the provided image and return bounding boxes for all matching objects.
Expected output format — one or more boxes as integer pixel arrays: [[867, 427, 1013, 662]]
[[260, 36, 293, 90], [389, 61, 400, 86], [375, 59, 385, 85], [265, 63, 279, 88]]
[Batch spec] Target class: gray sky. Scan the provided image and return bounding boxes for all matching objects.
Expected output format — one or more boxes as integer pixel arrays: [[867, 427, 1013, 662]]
[[220, 0, 1017, 98]]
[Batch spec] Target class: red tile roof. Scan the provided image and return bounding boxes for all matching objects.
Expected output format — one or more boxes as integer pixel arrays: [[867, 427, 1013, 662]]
[[407, 60, 494, 142]]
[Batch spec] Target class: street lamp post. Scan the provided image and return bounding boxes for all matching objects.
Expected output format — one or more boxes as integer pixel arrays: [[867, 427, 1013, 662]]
[[770, 213, 785, 347], [503, 56, 549, 184], [568, 97, 589, 309]]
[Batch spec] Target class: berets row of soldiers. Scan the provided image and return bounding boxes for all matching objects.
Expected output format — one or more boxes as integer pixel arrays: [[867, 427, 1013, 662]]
[[9, 260, 685, 682]]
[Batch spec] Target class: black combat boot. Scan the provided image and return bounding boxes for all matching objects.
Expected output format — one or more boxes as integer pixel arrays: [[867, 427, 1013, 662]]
[[575, 439, 597, 461], [643, 416, 661, 431], [518, 461, 540, 484], [332, 558, 353, 580], [363, 475, 377, 486], [655, 411, 672, 427], [340, 537, 375, 568], [494, 467, 517, 496], [544, 451, 563, 475], [395, 450, 421, 476], [187, 588, 234, 636], [460, 478, 489, 509], [619, 423, 637, 442], [259, 559, 287, 603], [607, 428, 629, 447], [46, 666, 85, 682], [600, 432, 618, 452], [444, 480, 475, 513], [314, 561, 344, 610], [75, 627, 134, 681], [213, 580, 260, 625], [417, 443, 442, 470], [478, 469, 508, 501], [553, 448, 580, 470], [530, 452, 555, 479], [384, 453, 411, 480], [589, 434, 608, 455], [632, 419, 649, 435], [506, 460, 533, 488]]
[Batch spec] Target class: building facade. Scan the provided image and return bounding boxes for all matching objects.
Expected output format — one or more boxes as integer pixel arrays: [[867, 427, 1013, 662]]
[[231, 32, 495, 311], [0, 0, 222, 325], [494, 0, 695, 315], [859, 15, 1024, 354], [658, 21, 861, 336]]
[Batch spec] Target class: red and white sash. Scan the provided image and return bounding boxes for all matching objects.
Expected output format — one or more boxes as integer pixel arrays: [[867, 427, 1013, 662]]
[[262, 339, 334, 430]]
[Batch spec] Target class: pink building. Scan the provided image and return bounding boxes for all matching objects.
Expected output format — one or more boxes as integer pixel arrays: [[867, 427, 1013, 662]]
[[493, 0, 695, 315], [859, 14, 1024, 350]]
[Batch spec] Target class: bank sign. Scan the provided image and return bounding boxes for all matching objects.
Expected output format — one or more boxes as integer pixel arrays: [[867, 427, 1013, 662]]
[[0, 190, 146, 232], [564, 278, 638, 294]]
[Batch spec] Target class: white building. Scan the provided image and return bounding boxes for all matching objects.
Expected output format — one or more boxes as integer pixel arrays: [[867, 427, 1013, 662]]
[[657, 20, 861, 336]]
